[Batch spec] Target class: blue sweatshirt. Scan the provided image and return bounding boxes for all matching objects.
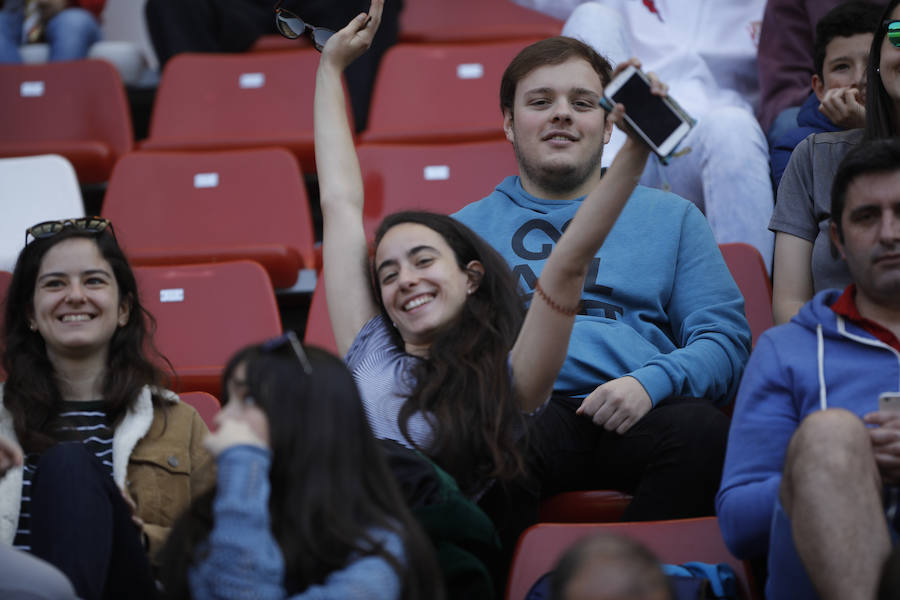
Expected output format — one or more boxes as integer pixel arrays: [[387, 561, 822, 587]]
[[770, 92, 841, 189], [453, 176, 751, 405], [189, 446, 405, 600], [716, 289, 900, 598]]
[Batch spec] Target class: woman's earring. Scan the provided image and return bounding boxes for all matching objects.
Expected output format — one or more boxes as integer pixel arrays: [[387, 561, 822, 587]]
[[28, 322, 37, 331]]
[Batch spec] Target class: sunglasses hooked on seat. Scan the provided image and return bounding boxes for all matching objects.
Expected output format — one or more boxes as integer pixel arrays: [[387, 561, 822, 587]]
[[25, 217, 115, 246], [273, 0, 334, 51]]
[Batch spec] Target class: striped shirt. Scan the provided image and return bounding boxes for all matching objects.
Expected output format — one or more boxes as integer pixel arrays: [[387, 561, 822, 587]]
[[345, 315, 437, 449], [14, 400, 114, 552]]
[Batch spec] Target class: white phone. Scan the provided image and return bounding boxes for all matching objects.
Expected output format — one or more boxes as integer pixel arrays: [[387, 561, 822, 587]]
[[602, 65, 693, 160], [879, 392, 900, 411]]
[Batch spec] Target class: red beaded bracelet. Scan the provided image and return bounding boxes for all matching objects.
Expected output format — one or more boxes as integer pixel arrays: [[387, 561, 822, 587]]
[[534, 281, 580, 316]]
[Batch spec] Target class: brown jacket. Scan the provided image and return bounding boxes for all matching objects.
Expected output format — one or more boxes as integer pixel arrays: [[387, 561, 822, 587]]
[[0, 386, 215, 565]]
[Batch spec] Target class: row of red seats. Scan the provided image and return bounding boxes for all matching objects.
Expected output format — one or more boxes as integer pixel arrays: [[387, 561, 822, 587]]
[[101, 141, 518, 288], [0, 37, 551, 182], [0, 0, 562, 183], [0, 240, 770, 400]]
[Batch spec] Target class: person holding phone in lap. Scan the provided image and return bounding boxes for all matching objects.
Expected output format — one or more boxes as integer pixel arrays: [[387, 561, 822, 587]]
[[717, 138, 900, 600], [453, 36, 750, 524]]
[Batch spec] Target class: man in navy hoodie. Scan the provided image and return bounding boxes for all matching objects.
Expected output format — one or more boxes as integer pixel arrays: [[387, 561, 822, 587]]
[[770, 1, 882, 188], [454, 37, 751, 522], [717, 138, 900, 600]]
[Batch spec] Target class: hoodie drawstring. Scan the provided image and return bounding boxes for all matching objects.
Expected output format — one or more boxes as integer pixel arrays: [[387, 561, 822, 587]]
[[817, 324, 827, 410]]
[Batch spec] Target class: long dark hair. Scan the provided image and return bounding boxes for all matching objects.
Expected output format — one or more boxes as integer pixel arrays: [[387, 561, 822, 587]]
[[2, 226, 168, 452], [373, 211, 529, 496], [159, 344, 442, 599], [865, 0, 900, 140]]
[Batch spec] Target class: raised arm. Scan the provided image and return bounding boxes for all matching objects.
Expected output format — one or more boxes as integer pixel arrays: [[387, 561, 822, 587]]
[[510, 61, 654, 411], [314, 1, 384, 356]]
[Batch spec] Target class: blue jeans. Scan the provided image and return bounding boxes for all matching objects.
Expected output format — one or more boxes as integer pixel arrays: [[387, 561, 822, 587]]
[[45, 7, 102, 61], [0, 10, 22, 62], [29, 443, 156, 600], [0, 7, 101, 63]]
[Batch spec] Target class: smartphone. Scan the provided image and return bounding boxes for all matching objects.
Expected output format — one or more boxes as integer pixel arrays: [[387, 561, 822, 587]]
[[879, 392, 900, 411], [602, 65, 693, 160]]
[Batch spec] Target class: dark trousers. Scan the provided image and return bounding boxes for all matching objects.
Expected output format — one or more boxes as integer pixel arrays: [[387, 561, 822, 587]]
[[144, 0, 403, 131], [29, 443, 156, 600], [531, 394, 730, 520]]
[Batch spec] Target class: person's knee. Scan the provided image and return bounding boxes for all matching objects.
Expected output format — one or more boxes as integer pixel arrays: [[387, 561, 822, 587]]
[[637, 400, 729, 479], [562, 2, 628, 66], [781, 409, 875, 508], [652, 400, 730, 449], [567, 2, 620, 24], [787, 409, 870, 468], [33, 442, 99, 487], [695, 106, 767, 152], [0, 546, 78, 600], [46, 7, 99, 33]]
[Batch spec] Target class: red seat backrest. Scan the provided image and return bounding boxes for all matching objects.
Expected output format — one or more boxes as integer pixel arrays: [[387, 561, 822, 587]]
[[180, 391, 221, 431], [0, 60, 132, 183], [142, 50, 351, 174], [505, 518, 760, 600], [719, 243, 774, 346], [357, 139, 519, 240], [304, 281, 338, 356], [136, 261, 282, 396], [361, 40, 538, 145], [104, 148, 316, 288]]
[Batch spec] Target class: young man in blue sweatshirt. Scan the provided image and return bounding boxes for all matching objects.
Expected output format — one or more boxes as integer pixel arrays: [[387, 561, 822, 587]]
[[717, 139, 900, 600], [453, 37, 751, 520], [770, 1, 881, 188]]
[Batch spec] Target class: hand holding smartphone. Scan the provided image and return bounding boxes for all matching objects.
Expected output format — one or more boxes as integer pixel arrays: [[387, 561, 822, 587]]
[[879, 392, 900, 412], [602, 64, 694, 161]]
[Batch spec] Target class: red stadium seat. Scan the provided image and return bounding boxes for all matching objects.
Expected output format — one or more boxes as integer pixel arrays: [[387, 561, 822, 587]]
[[357, 139, 519, 240], [141, 50, 352, 174], [250, 35, 312, 53], [360, 40, 537, 145], [0, 60, 132, 183], [719, 243, 774, 346], [505, 518, 761, 600], [180, 391, 221, 431], [303, 281, 338, 356], [400, 0, 562, 43], [136, 261, 282, 396], [103, 148, 316, 288], [539, 490, 634, 524]]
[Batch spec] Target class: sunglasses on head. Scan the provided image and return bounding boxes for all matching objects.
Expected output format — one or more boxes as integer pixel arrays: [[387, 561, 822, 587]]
[[25, 217, 115, 246], [886, 20, 900, 48], [260, 330, 313, 374], [273, 0, 334, 51]]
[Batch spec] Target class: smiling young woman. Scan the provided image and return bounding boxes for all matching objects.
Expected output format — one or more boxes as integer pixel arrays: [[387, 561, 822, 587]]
[[313, 0, 655, 558], [0, 218, 213, 600]]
